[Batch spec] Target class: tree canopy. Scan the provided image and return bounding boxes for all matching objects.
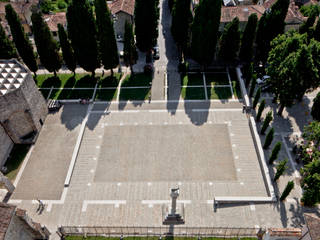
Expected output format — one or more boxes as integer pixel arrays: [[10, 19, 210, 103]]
[[31, 11, 61, 75], [5, 4, 38, 73], [218, 17, 240, 62], [58, 24, 76, 74], [255, 0, 289, 63], [311, 92, 320, 121], [266, 31, 320, 115], [134, 0, 159, 51], [123, 21, 138, 73], [239, 13, 258, 63], [171, 0, 193, 60], [0, 18, 17, 59], [94, 0, 119, 74], [67, 0, 100, 74], [191, 0, 222, 66]]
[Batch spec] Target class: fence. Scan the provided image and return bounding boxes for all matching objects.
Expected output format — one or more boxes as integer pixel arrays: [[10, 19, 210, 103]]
[[58, 226, 259, 238]]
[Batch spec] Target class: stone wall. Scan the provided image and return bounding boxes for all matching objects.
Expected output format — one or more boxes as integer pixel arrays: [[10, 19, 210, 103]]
[[0, 124, 13, 167]]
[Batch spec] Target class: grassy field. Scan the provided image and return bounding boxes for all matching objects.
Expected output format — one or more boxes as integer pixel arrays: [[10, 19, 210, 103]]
[[95, 89, 118, 101], [65, 236, 257, 240], [122, 73, 152, 87], [207, 87, 232, 99], [181, 87, 206, 100], [205, 73, 229, 86], [0, 144, 30, 188], [181, 74, 203, 86], [119, 88, 150, 101]]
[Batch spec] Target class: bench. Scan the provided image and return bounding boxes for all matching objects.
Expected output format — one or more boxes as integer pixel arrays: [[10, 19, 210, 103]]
[[48, 100, 61, 111]]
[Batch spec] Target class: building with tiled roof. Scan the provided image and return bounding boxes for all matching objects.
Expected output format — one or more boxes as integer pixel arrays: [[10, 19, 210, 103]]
[[0, 202, 50, 240], [303, 213, 320, 240], [108, 0, 135, 38], [43, 12, 66, 37]]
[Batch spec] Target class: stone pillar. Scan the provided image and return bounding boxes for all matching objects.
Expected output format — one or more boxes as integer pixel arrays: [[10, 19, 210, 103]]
[[163, 188, 185, 225], [170, 188, 179, 215], [0, 171, 15, 193]]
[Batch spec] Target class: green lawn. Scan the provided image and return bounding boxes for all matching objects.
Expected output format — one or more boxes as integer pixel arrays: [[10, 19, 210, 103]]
[[55, 89, 94, 100], [39, 89, 51, 99], [207, 87, 232, 99], [98, 74, 122, 88], [181, 73, 204, 86], [205, 73, 229, 86], [122, 73, 152, 87], [65, 236, 257, 240], [181, 87, 206, 100], [119, 88, 151, 101], [0, 144, 30, 187], [95, 89, 118, 101], [36, 74, 89, 88]]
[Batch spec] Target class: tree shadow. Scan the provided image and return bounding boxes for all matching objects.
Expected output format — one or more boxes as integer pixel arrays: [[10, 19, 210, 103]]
[[60, 103, 88, 131], [39, 76, 61, 88], [74, 74, 97, 88], [58, 76, 76, 99]]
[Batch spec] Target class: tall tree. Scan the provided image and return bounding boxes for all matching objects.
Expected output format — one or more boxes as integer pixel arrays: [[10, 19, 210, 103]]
[[31, 12, 61, 76], [218, 17, 240, 62], [123, 21, 138, 74], [239, 13, 258, 63], [5, 4, 38, 74], [58, 24, 76, 74], [314, 19, 320, 42], [134, 0, 159, 51], [0, 18, 17, 59], [191, 0, 221, 67], [299, 7, 317, 34], [171, 0, 193, 61], [67, 0, 100, 76], [267, 32, 320, 115], [94, 0, 119, 76], [255, 0, 289, 63], [311, 92, 320, 121]]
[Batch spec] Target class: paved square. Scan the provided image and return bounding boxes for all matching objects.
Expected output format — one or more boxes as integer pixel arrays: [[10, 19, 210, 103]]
[[94, 124, 236, 182]]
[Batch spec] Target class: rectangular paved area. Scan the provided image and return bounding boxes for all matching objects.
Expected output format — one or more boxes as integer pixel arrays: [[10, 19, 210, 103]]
[[95, 124, 236, 182], [12, 104, 87, 200]]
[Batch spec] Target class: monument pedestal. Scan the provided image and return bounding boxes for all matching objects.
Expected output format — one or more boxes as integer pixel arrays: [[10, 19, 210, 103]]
[[162, 203, 185, 225]]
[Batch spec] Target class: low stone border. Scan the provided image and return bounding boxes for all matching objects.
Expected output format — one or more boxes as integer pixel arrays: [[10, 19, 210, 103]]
[[214, 196, 275, 204], [236, 67, 250, 108]]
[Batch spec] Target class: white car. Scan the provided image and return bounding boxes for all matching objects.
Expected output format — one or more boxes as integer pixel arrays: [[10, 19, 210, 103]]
[[256, 75, 270, 85]]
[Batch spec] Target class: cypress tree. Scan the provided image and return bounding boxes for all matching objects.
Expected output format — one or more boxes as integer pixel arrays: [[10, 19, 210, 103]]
[[5, 4, 38, 74], [314, 20, 320, 42], [274, 159, 288, 181], [67, 0, 100, 76], [249, 77, 256, 98], [171, 0, 193, 61], [255, 0, 289, 63], [123, 21, 138, 74], [134, 0, 159, 51], [311, 92, 320, 121], [0, 19, 17, 59], [280, 181, 294, 201], [260, 110, 273, 135], [252, 87, 261, 109], [31, 12, 61, 76], [256, 99, 265, 122], [263, 127, 274, 149], [58, 24, 76, 74], [243, 63, 253, 88], [94, 0, 119, 76], [218, 17, 240, 62], [299, 8, 317, 34], [191, 0, 222, 67], [239, 13, 258, 63], [269, 142, 281, 164]]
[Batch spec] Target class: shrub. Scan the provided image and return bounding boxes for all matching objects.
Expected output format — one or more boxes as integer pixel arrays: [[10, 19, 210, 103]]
[[311, 92, 320, 121], [252, 87, 261, 109], [280, 181, 294, 201], [40, 0, 54, 13], [256, 99, 265, 122], [249, 77, 256, 97], [263, 127, 274, 149], [57, 1, 67, 9], [269, 142, 282, 164], [274, 159, 288, 181], [261, 111, 273, 134]]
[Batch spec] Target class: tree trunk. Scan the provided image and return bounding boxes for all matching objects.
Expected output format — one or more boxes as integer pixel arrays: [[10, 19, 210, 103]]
[[130, 64, 134, 75], [73, 70, 76, 77], [110, 68, 114, 77], [33, 71, 37, 78], [278, 104, 285, 116], [54, 70, 57, 77], [92, 70, 95, 78]]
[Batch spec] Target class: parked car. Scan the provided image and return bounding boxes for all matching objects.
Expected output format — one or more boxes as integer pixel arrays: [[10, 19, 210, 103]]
[[256, 75, 270, 85], [153, 45, 159, 60]]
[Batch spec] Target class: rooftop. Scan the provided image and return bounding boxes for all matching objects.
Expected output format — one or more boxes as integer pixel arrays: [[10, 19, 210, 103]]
[[108, 0, 135, 16], [43, 12, 66, 33], [0, 202, 16, 240], [0, 59, 29, 96]]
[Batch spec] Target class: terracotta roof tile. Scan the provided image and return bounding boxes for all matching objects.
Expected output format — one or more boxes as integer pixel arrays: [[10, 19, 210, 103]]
[[43, 12, 66, 32], [221, 5, 265, 23], [0, 202, 16, 240], [109, 0, 135, 16]]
